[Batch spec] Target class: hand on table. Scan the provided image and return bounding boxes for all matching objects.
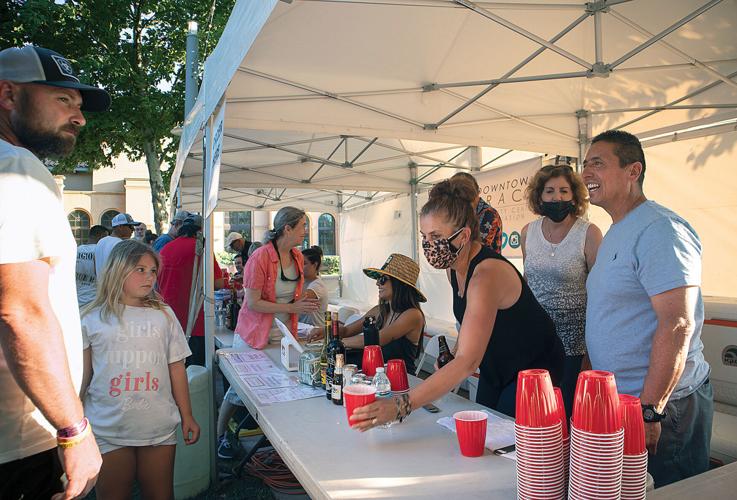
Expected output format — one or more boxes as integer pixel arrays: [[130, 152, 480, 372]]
[[645, 421, 661, 455], [291, 296, 320, 315], [350, 397, 397, 432], [52, 433, 102, 500]]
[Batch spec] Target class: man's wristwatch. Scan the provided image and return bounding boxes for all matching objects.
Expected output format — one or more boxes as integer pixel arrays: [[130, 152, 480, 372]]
[[641, 404, 666, 423]]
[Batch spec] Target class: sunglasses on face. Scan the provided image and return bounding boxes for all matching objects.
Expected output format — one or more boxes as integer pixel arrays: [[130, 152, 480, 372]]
[[376, 275, 389, 286]]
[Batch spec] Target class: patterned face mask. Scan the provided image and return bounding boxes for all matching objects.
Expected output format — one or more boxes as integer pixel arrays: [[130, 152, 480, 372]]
[[422, 227, 465, 269]]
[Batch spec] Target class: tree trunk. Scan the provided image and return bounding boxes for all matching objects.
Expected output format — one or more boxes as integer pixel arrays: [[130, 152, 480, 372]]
[[143, 140, 168, 234]]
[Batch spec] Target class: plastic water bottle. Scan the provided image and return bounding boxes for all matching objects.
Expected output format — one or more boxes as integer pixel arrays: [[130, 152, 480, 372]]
[[372, 367, 393, 429]]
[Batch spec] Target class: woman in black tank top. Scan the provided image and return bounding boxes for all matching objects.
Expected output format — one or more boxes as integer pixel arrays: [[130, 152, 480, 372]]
[[350, 179, 563, 431]]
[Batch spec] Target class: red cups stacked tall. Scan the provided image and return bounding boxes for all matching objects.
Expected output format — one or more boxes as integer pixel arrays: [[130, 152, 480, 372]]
[[619, 394, 648, 500], [553, 387, 569, 486], [515, 369, 565, 500], [568, 370, 624, 500]]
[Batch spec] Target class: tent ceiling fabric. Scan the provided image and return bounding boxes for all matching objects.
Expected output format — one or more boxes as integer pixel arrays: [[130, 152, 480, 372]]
[[173, 0, 737, 209]]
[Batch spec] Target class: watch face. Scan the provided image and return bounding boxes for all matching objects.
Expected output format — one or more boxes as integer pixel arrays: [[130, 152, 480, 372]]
[[643, 408, 655, 421]]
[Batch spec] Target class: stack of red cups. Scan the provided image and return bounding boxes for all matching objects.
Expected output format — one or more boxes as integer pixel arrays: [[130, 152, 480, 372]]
[[619, 394, 648, 499], [515, 369, 565, 500], [553, 387, 569, 486], [568, 370, 624, 499]]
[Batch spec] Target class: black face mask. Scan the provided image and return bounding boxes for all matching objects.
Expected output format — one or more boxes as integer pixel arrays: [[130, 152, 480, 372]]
[[541, 200, 574, 223]]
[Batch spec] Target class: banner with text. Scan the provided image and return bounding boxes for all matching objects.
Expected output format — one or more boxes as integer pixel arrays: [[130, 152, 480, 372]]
[[475, 156, 541, 258]]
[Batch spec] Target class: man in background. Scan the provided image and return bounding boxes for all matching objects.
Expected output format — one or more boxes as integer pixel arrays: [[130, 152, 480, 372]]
[[153, 209, 189, 252], [75, 224, 109, 307], [94, 212, 141, 278]]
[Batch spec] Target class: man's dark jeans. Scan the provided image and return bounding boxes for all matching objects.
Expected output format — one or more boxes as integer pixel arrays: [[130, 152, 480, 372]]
[[649, 379, 713, 488]]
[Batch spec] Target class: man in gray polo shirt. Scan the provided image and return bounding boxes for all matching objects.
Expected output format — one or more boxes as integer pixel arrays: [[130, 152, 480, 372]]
[[583, 130, 712, 487]]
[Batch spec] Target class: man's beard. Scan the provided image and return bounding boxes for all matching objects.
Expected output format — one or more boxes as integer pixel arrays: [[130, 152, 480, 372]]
[[11, 92, 79, 159]]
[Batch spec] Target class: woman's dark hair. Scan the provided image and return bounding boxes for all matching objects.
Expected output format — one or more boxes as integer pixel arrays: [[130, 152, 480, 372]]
[[302, 245, 323, 271], [421, 177, 480, 241], [525, 164, 589, 218], [376, 276, 424, 329]]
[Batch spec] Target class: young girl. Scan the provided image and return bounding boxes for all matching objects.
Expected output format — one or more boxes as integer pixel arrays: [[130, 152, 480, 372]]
[[80, 239, 199, 500]]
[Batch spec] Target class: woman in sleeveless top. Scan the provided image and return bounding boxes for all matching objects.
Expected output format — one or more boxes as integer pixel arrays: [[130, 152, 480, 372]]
[[521, 165, 602, 416], [351, 179, 564, 430], [309, 253, 425, 373]]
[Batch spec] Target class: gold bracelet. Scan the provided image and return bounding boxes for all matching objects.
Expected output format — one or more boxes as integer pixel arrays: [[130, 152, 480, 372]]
[[57, 423, 92, 449]]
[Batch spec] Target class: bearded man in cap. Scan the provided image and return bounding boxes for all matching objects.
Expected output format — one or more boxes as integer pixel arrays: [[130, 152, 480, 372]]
[[94, 212, 142, 279], [0, 45, 109, 500]]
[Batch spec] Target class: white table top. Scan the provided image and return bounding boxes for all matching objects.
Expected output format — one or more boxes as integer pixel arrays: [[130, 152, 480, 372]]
[[217, 341, 518, 500], [647, 460, 737, 499]]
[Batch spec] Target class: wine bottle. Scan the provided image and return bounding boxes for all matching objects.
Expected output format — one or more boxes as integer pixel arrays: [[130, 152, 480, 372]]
[[436, 335, 455, 368]]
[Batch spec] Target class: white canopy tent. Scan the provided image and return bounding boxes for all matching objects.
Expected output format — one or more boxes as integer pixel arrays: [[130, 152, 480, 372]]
[[170, 0, 737, 485]]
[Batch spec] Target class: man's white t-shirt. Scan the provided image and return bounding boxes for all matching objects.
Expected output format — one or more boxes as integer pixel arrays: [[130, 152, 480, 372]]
[[94, 235, 122, 279], [76, 243, 97, 307], [0, 139, 83, 464], [81, 306, 191, 444]]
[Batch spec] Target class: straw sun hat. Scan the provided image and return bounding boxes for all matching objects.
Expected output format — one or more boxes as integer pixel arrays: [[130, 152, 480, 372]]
[[363, 253, 427, 303]]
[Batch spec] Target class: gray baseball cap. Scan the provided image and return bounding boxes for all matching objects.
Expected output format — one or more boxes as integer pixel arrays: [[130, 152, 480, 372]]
[[170, 210, 190, 224], [0, 45, 110, 112]]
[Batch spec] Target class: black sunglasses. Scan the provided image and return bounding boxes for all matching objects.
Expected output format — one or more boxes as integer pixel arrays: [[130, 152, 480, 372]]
[[376, 275, 389, 285]]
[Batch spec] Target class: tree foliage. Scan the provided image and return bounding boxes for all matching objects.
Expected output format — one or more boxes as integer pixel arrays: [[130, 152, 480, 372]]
[[0, 0, 235, 232]]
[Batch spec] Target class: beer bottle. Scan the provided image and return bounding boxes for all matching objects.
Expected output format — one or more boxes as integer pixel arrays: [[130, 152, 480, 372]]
[[436, 335, 455, 368], [332, 353, 344, 405], [320, 311, 331, 389]]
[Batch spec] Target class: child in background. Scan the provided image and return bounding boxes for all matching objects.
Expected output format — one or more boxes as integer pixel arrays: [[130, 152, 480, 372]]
[[80, 239, 199, 499]]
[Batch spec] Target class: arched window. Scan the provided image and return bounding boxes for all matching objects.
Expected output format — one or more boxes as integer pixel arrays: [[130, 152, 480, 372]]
[[68, 210, 91, 245], [224, 211, 252, 242], [318, 213, 336, 255], [302, 215, 311, 249], [100, 209, 120, 230]]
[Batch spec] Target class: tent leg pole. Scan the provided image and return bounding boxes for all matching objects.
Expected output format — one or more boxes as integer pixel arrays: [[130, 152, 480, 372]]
[[576, 109, 591, 174], [410, 165, 419, 262]]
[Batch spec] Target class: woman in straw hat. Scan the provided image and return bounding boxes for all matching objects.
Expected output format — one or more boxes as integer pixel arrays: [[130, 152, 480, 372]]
[[310, 253, 425, 373], [351, 177, 564, 430]]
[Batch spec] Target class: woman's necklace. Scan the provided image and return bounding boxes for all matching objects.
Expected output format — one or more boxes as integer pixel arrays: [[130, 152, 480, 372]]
[[543, 218, 570, 257]]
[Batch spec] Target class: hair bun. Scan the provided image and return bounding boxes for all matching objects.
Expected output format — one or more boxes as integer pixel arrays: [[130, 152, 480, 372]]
[[310, 245, 324, 256], [429, 178, 476, 204]]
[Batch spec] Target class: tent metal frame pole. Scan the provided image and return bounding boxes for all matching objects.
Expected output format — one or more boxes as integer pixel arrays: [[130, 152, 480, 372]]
[[609, 11, 737, 91], [609, 0, 724, 69], [480, 149, 514, 169], [415, 146, 471, 183], [594, 10, 603, 66], [224, 132, 346, 168], [201, 113, 218, 487], [353, 137, 468, 168], [410, 164, 419, 262], [594, 104, 737, 113], [455, 0, 592, 69], [614, 68, 737, 130], [431, 12, 589, 127], [576, 109, 590, 173], [428, 70, 590, 91], [307, 137, 346, 181], [237, 67, 424, 127]]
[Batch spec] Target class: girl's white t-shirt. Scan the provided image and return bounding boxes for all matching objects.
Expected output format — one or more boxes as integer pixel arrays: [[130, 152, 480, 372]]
[[81, 305, 191, 445]]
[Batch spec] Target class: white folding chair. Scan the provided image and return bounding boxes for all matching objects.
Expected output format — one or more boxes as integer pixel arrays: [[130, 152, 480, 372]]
[[415, 334, 440, 376], [337, 306, 359, 324]]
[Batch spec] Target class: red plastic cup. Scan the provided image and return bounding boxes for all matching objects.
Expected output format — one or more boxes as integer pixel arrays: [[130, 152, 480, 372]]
[[553, 387, 569, 440], [516, 369, 559, 428], [572, 370, 622, 434], [454, 411, 487, 457], [619, 394, 646, 455], [343, 384, 377, 427], [385, 359, 409, 391], [362, 345, 384, 377]]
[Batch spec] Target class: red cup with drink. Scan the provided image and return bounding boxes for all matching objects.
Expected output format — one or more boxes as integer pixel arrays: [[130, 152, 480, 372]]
[[344, 384, 377, 427]]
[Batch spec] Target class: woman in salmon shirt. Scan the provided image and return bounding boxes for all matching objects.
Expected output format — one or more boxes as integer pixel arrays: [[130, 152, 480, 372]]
[[235, 206, 319, 349]]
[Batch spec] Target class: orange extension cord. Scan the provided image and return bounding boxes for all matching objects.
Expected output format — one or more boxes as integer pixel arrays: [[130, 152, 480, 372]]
[[244, 448, 306, 495]]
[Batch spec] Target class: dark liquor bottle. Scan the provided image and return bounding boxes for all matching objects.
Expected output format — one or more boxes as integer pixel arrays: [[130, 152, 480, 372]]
[[332, 353, 344, 405], [436, 335, 455, 368], [225, 284, 239, 330], [362, 316, 380, 346], [320, 311, 331, 389], [326, 312, 345, 400]]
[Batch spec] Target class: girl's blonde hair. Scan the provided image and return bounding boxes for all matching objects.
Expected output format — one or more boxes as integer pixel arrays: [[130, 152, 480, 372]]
[[81, 239, 171, 323]]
